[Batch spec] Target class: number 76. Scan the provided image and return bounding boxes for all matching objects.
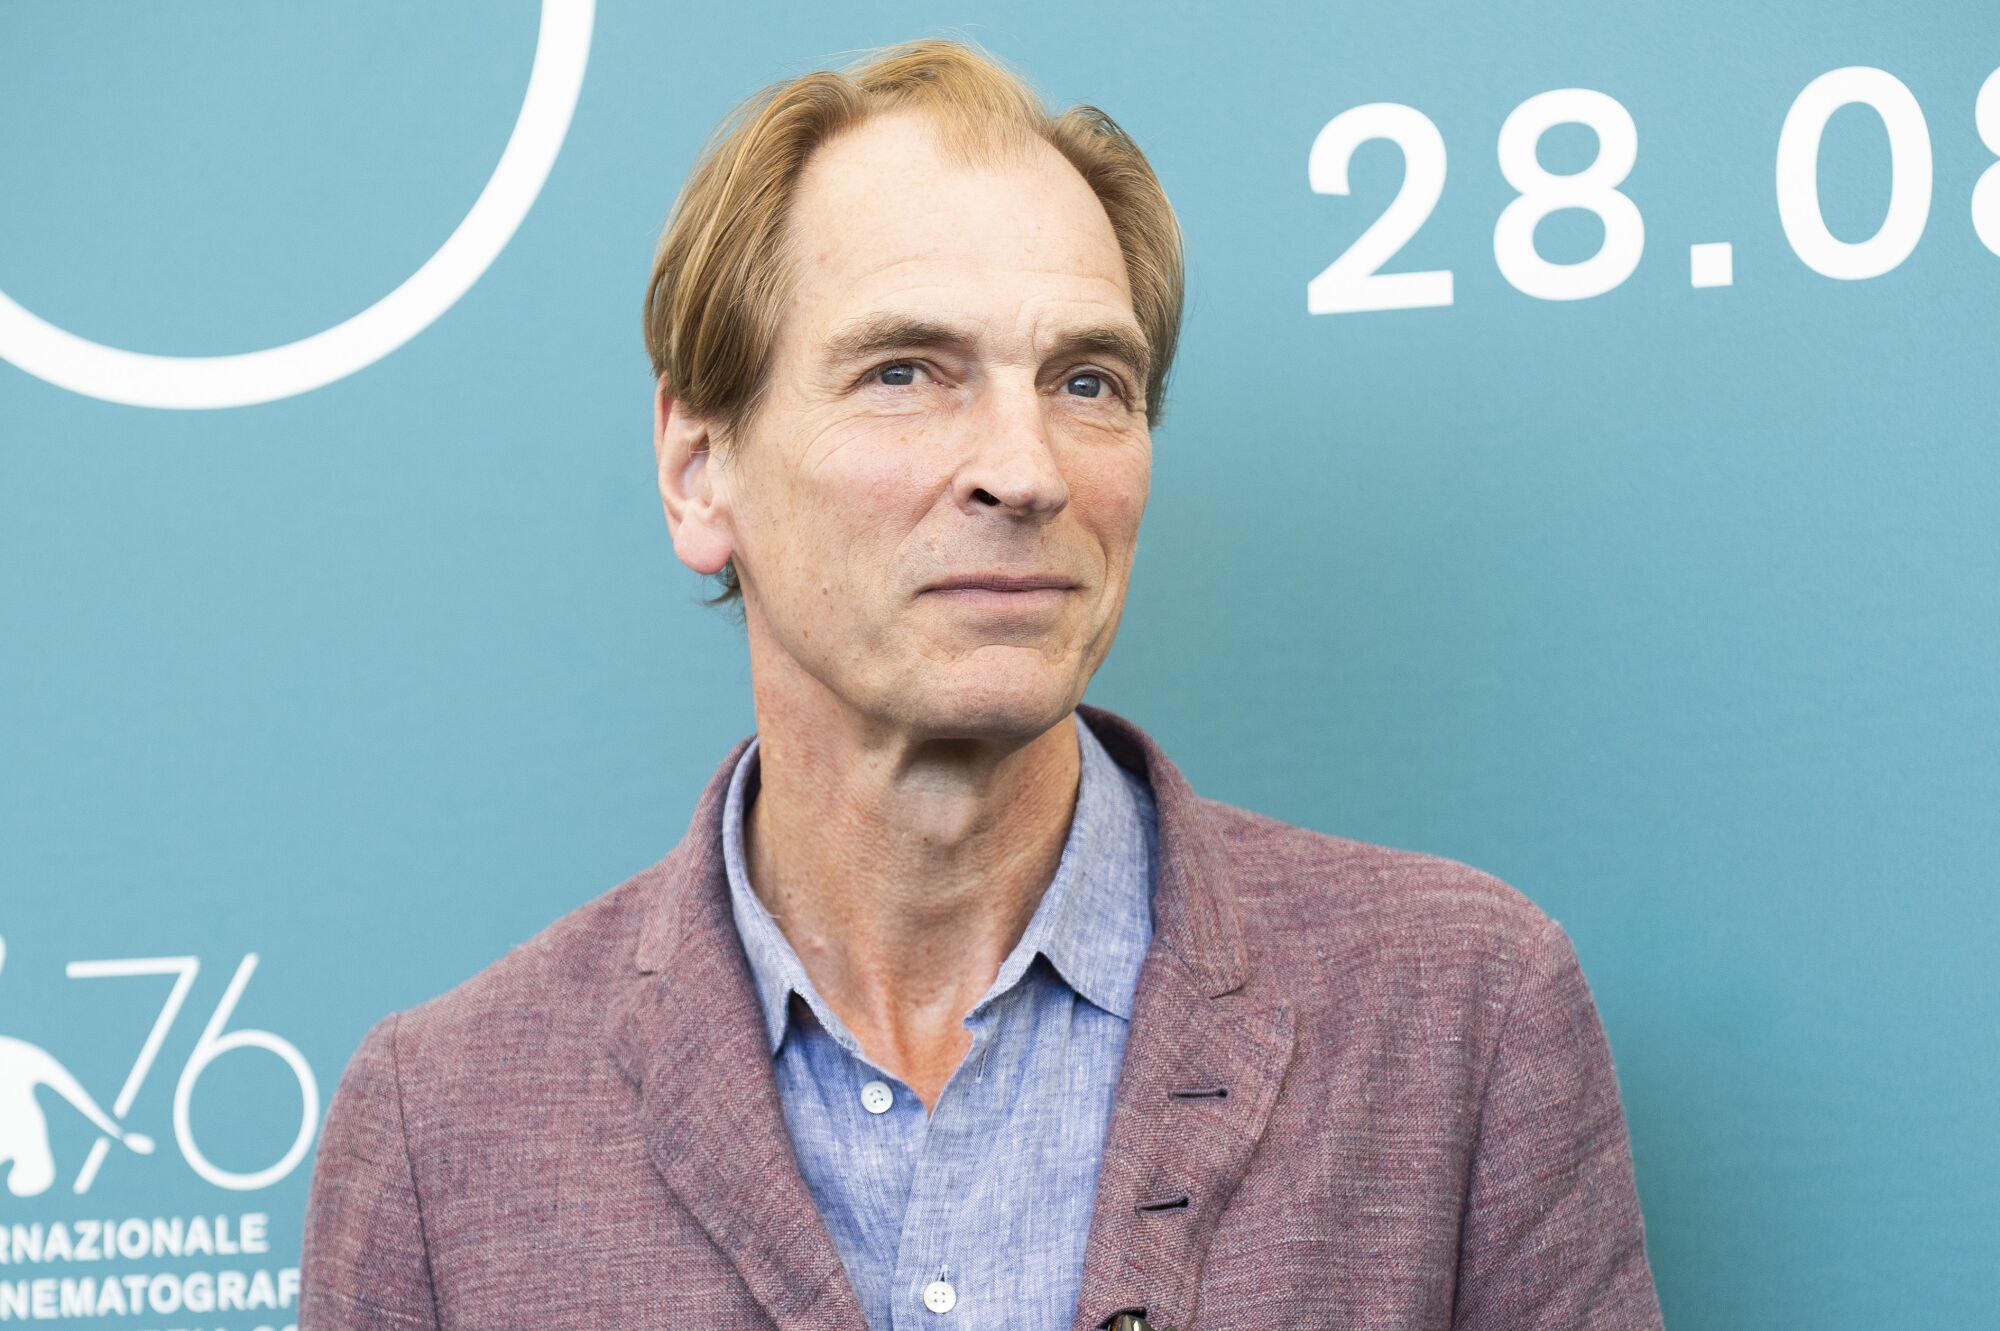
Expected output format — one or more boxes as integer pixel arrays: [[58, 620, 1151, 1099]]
[[65, 952, 319, 1193]]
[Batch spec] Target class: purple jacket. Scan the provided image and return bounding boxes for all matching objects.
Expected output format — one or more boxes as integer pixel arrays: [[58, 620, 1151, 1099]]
[[300, 704, 1665, 1330]]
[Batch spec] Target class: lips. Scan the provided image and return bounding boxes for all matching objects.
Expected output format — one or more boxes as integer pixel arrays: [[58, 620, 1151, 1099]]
[[923, 574, 1079, 593]]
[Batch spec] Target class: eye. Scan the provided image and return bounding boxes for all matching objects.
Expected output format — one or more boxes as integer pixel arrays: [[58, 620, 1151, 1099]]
[[873, 360, 920, 387], [1063, 370, 1120, 400]]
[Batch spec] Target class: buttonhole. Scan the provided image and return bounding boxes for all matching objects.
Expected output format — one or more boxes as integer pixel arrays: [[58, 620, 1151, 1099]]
[[1169, 1085, 1229, 1100], [1135, 1191, 1191, 1213]]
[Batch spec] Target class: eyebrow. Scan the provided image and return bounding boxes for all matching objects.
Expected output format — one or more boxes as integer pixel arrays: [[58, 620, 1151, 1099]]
[[819, 313, 1153, 391]]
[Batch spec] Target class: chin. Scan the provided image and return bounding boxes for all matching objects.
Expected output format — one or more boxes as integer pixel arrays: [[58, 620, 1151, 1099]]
[[897, 659, 1081, 742]]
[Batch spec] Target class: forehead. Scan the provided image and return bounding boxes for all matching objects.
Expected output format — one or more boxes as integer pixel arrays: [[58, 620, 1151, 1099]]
[[781, 109, 1134, 335]]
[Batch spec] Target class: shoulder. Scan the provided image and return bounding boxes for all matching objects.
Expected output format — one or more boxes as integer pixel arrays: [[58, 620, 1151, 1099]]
[[1198, 796, 1562, 1008], [361, 854, 673, 1080]]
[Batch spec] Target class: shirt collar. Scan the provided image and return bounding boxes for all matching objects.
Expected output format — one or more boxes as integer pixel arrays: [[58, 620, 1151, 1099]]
[[719, 711, 1157, 1055]]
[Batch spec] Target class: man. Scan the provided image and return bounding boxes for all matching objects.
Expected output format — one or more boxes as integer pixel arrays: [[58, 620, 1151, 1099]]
[[300, 38, 1665, 1331]]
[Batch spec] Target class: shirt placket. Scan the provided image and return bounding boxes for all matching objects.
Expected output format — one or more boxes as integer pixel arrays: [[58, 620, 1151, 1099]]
[[887, 989, 1024, 1331]]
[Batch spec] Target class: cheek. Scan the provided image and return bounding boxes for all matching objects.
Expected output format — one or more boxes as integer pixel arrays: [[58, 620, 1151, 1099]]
[[1068, 447, 1151, 563], [786, 421, 946, 571]]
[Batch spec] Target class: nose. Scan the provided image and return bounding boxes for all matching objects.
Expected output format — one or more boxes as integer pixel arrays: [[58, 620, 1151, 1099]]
[[956, 374, 1069, 518]]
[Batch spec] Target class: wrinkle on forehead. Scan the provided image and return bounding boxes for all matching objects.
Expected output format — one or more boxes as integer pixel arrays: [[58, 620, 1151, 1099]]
[[786, 110, 1131, 302], [837, 260, 1133, 309]]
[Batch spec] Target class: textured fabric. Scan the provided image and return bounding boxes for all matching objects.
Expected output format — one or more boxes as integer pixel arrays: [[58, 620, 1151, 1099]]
[[300, 703, 1666, 1331], [718, 712, 1156, 1331]]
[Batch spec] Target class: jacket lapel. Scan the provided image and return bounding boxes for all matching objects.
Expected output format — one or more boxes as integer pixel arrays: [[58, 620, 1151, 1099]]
[[607, 737, 871, 1331], [605, 706, 1294, 1331], [1068, 705, 1299, 1331]]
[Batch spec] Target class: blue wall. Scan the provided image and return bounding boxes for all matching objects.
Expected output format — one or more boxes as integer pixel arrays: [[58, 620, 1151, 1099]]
[[4, 2, 1996, 1325]]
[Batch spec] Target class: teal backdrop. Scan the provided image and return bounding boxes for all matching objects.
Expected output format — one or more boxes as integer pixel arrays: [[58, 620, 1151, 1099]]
[[4, 2, 1996, 1326]]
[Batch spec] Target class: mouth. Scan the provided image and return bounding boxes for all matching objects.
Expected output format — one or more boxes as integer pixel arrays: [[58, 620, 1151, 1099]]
[[921, 574, 1080, 594]]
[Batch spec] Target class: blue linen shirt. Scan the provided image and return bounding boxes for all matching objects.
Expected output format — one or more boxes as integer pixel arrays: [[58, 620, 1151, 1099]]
[[719, 712, 1158, 1331]]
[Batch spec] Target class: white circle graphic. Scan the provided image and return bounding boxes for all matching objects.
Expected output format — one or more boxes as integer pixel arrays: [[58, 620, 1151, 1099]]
[[0, 0, 594, 410]]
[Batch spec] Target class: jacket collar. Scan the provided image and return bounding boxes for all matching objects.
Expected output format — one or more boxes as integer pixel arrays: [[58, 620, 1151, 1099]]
[[610, 703, 1294, 1331]]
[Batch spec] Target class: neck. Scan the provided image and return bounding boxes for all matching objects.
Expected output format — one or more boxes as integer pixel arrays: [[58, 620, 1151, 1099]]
[[741, 643, 1083, 1109]]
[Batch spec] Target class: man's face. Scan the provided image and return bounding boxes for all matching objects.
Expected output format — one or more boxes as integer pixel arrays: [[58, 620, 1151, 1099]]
[[685, 109, 1152, 742]]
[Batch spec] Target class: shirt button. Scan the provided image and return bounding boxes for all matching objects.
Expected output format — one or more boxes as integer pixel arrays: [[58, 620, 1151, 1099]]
[[860, 1080, 894, 1115], [922, 1280, 957, 1314]]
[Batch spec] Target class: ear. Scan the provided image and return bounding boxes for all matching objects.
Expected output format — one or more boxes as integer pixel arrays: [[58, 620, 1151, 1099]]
[[653, 382, 735, 577]]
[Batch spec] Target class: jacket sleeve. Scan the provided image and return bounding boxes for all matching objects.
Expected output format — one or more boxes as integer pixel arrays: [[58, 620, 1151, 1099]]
[[299, 1012, 442, 1330], [1450, 917, 1665, 1331]]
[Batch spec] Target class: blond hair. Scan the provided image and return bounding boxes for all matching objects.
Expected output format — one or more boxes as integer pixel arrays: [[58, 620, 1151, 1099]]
[[641, 38, 1186, 605]]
